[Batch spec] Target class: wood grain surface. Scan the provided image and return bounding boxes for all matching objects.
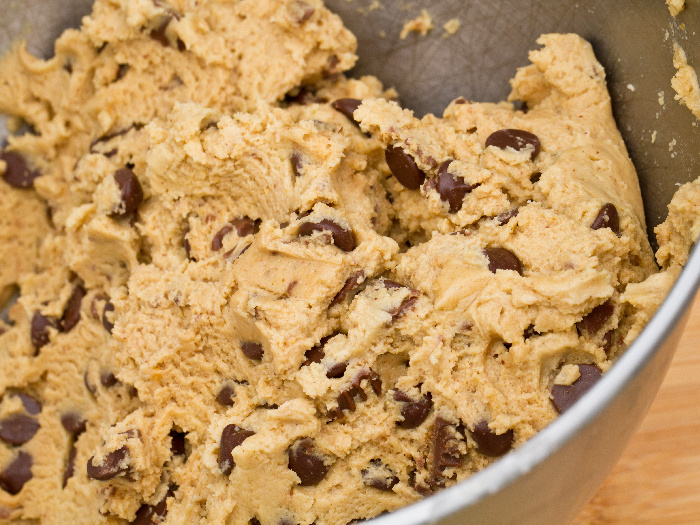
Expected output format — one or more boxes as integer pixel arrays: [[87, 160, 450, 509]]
[[573, 293, 700, 524]]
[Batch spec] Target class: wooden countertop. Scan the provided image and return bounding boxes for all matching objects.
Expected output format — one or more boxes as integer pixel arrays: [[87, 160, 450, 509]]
[[573, 293, 700, 524]]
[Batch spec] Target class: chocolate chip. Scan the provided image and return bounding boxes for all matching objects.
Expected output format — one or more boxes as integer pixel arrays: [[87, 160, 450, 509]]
[[435, 160, 477, 213], [63, 444, 77, 488], [100, 371, 119, 388], [87, 446, 130, 480], [1, 151, 40, 189], [150, 16, 175, 47], [551, 364, 602, 413], [60, 285, 86, 332], [485, 129, 541, 160], [250, 519, 262, 525], [288, 438, 328, 486], [169, 430, 186, 457], [0, 451, 33, 495], [102, 301, 115, 333], [483, 247, 523, 275], [496, 208, 519, 225], [241, 341, 264, 361], [61, 413, 87, 436], [389, 295, 418, 322], [231, 217, 260, 237], [603, 330, 615, 354], [0, 414, 40, 446], [219, 424, 255, 475], [469, 420, 513, 457], [111, 168, 144, 218], [591, 203, 620, 236], [132, 489, 171, 525], [298, 219, 356, 252], [530, 172, 541, 183], [331, 98, 362, 125], [329, 271, 365, 307], [30, 311, 56, 352], [361, 459, 399, 491], [395, 391, 433, 429], [326, 361, 348, 379], [116, 63, 130, 81], [291, 153, 304, 176], [430, 417, 463, 488], [183, 235, 192, 259], [84, 370, 97, 396], [212, 225, 233, 251], [577, 300, 614, 334], [10, 393, 41, 415], [523, 324, 538, 340], [385, 145, 426, 190], [216, 385, 236, 407], [329, 369, 382, 419], [290, 1, 315, 24]]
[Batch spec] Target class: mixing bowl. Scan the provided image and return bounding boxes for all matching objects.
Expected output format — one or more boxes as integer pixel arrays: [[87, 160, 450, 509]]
[[2, 1, 699, 523]]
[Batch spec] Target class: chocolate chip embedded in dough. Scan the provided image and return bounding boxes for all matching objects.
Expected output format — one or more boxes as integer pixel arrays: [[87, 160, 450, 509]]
[[61, 413, 87, 436], [100, 371, 120, 388], [63, 444, 77, 488], [291, 152, 304, 177], [30, 311, 56, 353], [302, 345, 325, 367], [211, 225, 233, 251], [469, 420, 514, 457], [389, 295, 418, 322], [0, 414, 40, 446], [551, 364, 603, 413], [149, 15, 177, 47], [60, 285, 86, 332], [429, 417, 463, 488], [602, 330, 615, 354], [329, 369, 382, 419], [111, 168, 144, 218], [435, 160, 477, 213], [325, 361, 348, 379], [86, 446, 130, 480], [329, 271, 365, 307], [216, 385, 236, 407], [250, 519, 262, 525], [485, 129, 541, 160], [395, 391, 433, 429], [298, 219, 356, 252], [132, 488, 172, 525], [84, 370, 97, 396], [385, 145, 426, 190], [331, 98, 362, 125], [1, 150, 40, 189], [288, 438, 328, 486], [530, 172, 541, 184], [10, 393, 41, 415], [102, 301, 115, 333], [577, 300, 614, 334], [496, 208, 519, 226], [0, 451, 33, 495], [218, 424, 255, 475], [230, 217, 260, 237], [523, 324, 538, 340], [169, 430, 186, 457], [591, 203, 620, 237], [361, 459, 399, 491], [289, 0, 315, 24], [241, 341, 264, 361], [483, 247, 523, 275]]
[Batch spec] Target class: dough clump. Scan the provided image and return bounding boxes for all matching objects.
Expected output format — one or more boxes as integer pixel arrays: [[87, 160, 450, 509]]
[[0, 1, 697, 524]]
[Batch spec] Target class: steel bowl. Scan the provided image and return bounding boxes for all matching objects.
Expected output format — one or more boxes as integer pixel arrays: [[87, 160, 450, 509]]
[[2, 1, 699, 523]]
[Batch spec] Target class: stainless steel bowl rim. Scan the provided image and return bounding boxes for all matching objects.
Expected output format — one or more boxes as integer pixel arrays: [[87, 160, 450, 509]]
[[374, 243, 700, 525]]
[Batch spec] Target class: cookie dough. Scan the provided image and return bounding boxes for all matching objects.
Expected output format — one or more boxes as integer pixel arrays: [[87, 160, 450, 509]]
[[0, 2, 696, 524]]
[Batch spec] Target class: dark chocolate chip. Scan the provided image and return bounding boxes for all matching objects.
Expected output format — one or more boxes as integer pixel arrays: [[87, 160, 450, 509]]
[[551, 364, 602, 413], [169, 430, 186, 457], [30, 311, 56, 352], [483, 247, 523, 275], [212, 225, 233, 251], [230, 217, 260, 237], [591, 203, 620, 236], [216, 385, 236, 407], [291, 153, 304, 177], [435, 160, 477, 213], [496, 208, 519, 225], [602, 330, 615, 354], [219, 424, 254, 475], [469, 420, 513, 457], [290, 1, 315, 24], [1, 151, 41, 189], [250, 519, 262, 525], [430, 417, 463, 488], [361, 459, 399, 491], [389, 295, 418, 322], [63, 444, 77, 488], [523, 324, 538, 340], [116, 63, 130, 81], [61, 413, 87, 436], [385, 145, 426, 190], [84, 370, 97, 396], [326, 361, 348, 379], [329, 271, 365, 307], [577, 300, 614, 334], [329, 369, 382, 419], [298, 219, 356, 252], [302, 345, 325, 367], [0, 414, 40, 446], [241, 341, 264, 361], [149, 16, 174, 47], [111, 168, 144, 218], [530, 172, 541, 184], [396, 392, 433, 429], [331, 98, 362, 125], [288, 437, 328, 486], [87, 446, 130, 480], [100, 371, 119, 388], [132, 489, 172, 525], [11, 393, 41, 415], [485, 129, 541, 160], [60, 285, 86, 332], [0, 451, 33, 495], [102, 301, 115, 333]]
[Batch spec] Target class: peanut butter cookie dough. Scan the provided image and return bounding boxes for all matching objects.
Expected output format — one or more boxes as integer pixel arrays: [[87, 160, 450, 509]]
[[0, 1, 696, 524]]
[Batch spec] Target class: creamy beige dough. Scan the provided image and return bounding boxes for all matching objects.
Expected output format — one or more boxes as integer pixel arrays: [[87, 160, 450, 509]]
[[0, 2, 697, 524]]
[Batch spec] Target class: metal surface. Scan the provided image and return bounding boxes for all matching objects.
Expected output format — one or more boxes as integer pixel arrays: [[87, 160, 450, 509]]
[[2, 1, 700, 524]]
